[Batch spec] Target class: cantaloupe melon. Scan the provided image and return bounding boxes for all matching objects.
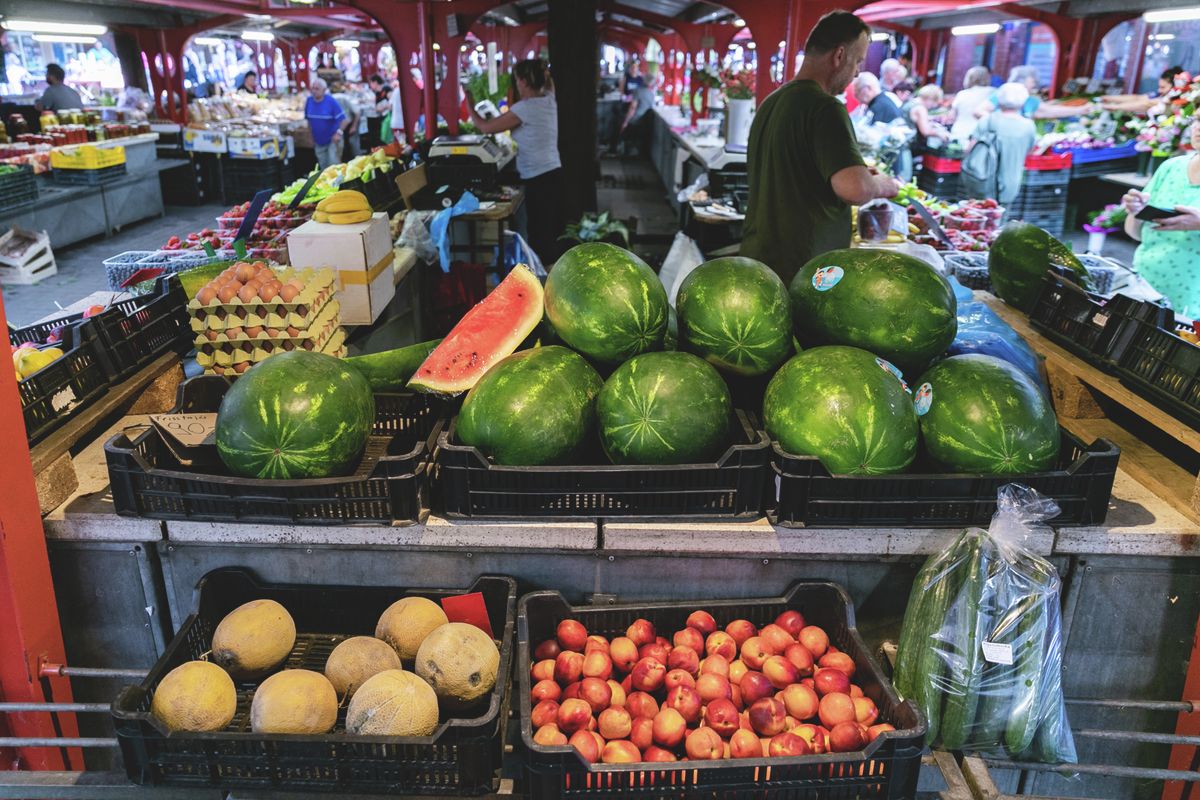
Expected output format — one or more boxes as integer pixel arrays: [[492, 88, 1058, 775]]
[[250, 669, 338, 734], [150, 660, 237, 732], [325, 636, 403, 699], [346, 669, 439, 736], [212, 598, 296, 678], [415, 622, 499, 707], [375, 596, 448, 661]]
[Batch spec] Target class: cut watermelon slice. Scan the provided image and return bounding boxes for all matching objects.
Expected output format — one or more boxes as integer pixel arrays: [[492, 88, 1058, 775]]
[[408, 264, 544, 394]]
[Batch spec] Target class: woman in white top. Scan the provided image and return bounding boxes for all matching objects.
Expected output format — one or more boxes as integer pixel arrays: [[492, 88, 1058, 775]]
[[948, 66, 993, 142], [468, 58, 566, 264]]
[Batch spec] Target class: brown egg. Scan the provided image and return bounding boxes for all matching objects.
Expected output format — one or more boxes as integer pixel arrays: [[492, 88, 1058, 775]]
[[204, 329, 219, 341], [235, 264, 257, 282], [246, 326, 265, 338], [279, 285, 300, 302], [252, 260, 267, 270], [225, 326, 244, 338], [233, 362, 251, 374], [237, 284, 259, 303], [266, 279, 283, 292], [217, 284, 239, 303], [258, 283, 279, 302], [287, 278, 305, 290], [257, 268, 275, 282], [286, 326, 300, 337], [197, 286, 217, 305], [265, 328, 281, 338]]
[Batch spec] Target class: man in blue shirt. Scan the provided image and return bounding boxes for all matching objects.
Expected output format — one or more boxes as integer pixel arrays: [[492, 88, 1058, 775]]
[[306, 77, 348, 168]]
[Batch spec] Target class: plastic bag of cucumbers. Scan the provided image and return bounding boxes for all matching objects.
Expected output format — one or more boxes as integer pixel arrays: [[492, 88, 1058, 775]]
[[894, 484, 1077, 763]]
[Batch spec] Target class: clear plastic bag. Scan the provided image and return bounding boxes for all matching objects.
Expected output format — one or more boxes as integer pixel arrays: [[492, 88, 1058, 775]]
[[950, 301, 1048, 393], [894, 484, 1077, 763]]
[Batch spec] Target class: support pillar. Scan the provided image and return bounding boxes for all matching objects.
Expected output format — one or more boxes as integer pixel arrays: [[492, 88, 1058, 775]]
[[418, 0, 439, 139], [549, 0, 598, 220]]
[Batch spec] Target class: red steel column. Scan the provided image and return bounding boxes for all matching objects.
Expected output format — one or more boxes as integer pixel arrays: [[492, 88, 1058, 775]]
[[418, 0, 438, 139]]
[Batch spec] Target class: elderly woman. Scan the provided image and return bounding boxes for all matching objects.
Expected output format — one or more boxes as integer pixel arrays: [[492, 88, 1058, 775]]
[[980, 65, 1096, 120], [948, 66, 992, 141], [966, 82, 1037, 206], [895, 84, 951, 179]]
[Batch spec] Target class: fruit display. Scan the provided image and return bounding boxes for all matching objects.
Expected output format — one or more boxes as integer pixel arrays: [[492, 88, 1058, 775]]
[[149, 661, 237, 732], [988, 222, 1088, 313], [211, 598, 296, 678], [313, 189, 373, 225], [273, 149, 402, 207], [12, 341, 64, 381], [218, 199, 311, 230]]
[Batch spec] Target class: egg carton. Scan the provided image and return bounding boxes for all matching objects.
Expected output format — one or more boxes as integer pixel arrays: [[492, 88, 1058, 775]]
[[187, 267, 335, 332], [194, 301, 342, 367], [202, 329, 347, 376]]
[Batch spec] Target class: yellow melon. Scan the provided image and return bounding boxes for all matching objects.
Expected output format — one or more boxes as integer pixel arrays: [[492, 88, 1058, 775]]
[[150, 660, 237, 732], [325, 636, 403, 699], [249, 669, 338, 734], [375, 596, 448, 661], [346, 669, 439, 736], [415, 622, 500, 707], [211, 599, 296, 678]]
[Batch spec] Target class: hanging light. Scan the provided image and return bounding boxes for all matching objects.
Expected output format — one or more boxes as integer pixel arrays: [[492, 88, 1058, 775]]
[[33, 34, 98, 43], [193, 37, 223, 46], [241, 30, 275, 42], [950, 23, 1000, 36], [733, 18, 746, 27], [333, 39, 360, 48], [1144, 6, 1200, 23], [2, 20, 107, 35], [432, 42, 441, 50], [871, 32, 891, 42]]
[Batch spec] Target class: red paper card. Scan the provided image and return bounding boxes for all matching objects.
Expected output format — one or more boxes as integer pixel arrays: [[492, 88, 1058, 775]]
[[441, 592, 492, 638]]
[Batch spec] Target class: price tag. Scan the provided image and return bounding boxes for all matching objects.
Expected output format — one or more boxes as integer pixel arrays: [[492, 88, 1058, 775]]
[[234, 188, 274, 245], [151, 412, 217, 448], [441, 592, 492, 638], [981, 640, 1013, 665]]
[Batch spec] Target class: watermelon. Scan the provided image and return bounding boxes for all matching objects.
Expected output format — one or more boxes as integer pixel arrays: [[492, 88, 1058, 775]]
[[597, 351, 731, 465], [545, 243, 669, 364], [457, 346, 603, 465], [345, 338, 442, 393], [215, 351, 375, 479], [988, 222, 1087, 312], [664, 306, 678, 351], [676, 257, 792, 377], [789, 248, 957, 374], [915, 353, 1059, 473], [409, 264, 543, 394], [763, 346, 917, 475]]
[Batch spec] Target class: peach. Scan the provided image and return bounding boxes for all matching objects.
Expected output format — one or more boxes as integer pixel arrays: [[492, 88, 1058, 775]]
[[792, 723, 827, 753], [775, 610, 806, 638], [601, 740, 641, 763], [643, 745, 678, 762], [607, 679, 626, 708], [819, 651, 856, 678], [630, 657, 666, 693], [739, 710, 754, 732], [599, 706, 633, 740], [569, 729, 601, 763], [813, 667, 851, 697], [724, 619, 758, 647], [534, 723, 567, 746], [665, 669, 696, 691], [748, 698, 787, 737], [534, 639, 561, 661], [673, 627, 705, 652], [730, 683, 744, 710], [800, 677, 815, 690], [626, 619, 656, 648], [656, 635, 671, 648], [740, 637, 774, 670], [639, 641, 671, 667], [686, 727, 724, 760], [687, 610, 718, 635], [828, 720, 867, 753], [561, 681, 582, 701], [696, 673, 733, 703], [620, 674, 633, 695], [739, 671, 775, 705], [798, 626, 829, 658], [652, 708, 687, 748], [762, 655, 801, 689], [783, 643, 815, 676], [630, 716, 655, 750], [609, 637, 639, 673], [556, 619, 588, 652], [531, 679, 561, 703], [817, 692, 856, 729], [760, 624, 795, 654], [584, 635, 610, 654], [867, 723, 895, 742], [705, 632, 737, 661], [849, 684, 863, 698], [531, 699, 560, 728], [667, 645, 700, 675], [554, 651, 584, 685], [531, 659, 556, 682], [700, 654, 730, 677], [626, 691, 659, 720], [729, 728, 761, 759], [582, 650, 613, 681], [579, 677, 612, 713], [853, 697, 879, 726], [705, 698, 740, 739], [665, 685, 702, 725], [557, 698, 593, 733], [781, 684, 819, 721], [768, 731, 811, 757], [728, 659, 749, 685]]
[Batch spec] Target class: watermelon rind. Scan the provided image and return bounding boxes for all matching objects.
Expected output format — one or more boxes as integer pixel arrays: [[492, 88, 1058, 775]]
[[916, 353, 1060, 473], [456, 346, 604, 466], [789, 248, 957, 374], [344, 338, 442, 393], [215, 351, 375, 479], [677, 257, 793, 377], [763, 345, 918, 475], [545, 243, 669, 365], [409, 264, 543, 395], [988, 221, 1087, 313], [597, 351, 732, 465]]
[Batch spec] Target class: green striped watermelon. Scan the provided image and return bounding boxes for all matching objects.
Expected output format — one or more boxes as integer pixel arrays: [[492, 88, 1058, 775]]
[[988, 222, 1087, 313], [345, 338, 442, 393], [597, 351, 732, 465], [545, 243, 668, 365], [676, 257, 792, 377], [789, 248, 957, 374], [763, 346, 917, 475], [456, 346, 603, 465], [215, 351, 375, 479], [915, 353, 1059, 473]]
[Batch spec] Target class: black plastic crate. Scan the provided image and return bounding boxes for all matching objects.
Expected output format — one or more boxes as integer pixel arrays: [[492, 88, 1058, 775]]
[[10, 317, 111, 444], [112, 568, 516, 795], [771, 430, 1119, 528], [518, 582, 925, 800], [916, 171, 959, 202], [1071, 156, 1137, 180], [52, 163, 127, 185], [1114, 309, 1200, 430], [1021, 169, 1070, 188], [105, 375, 444, 525], [1028, 272, 1123, 365], [435, 410, 770, 521], [0, 165, 38, 211]]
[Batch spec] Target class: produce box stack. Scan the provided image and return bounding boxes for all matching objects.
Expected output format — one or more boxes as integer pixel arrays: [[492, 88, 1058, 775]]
[[1008, 153, 1072, 237], [187, 262, 345, 376], [0, 164, 38, 212]]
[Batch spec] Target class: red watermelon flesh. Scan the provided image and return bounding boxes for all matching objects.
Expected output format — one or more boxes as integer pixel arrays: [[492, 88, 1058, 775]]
[[409, 264, 544, 394]]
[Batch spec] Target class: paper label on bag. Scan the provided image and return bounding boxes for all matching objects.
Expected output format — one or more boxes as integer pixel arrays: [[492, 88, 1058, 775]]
[[981, 640, 1013, 665]]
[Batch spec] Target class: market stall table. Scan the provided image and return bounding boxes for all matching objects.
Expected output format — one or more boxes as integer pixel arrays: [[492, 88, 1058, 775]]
[[1100, 171, 1152, 190]]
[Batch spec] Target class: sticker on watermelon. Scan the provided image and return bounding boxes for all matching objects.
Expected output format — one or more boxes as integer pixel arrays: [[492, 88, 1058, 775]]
[[875, 357, 905, 382], [914, 382, 933, 415], [409, 264, 544, 394], [812, 265, 844, 291]]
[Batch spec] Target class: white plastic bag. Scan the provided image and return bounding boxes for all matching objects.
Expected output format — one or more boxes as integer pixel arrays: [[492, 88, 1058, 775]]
[[676, 173, 709, 204], [659, 232, 705, 307], [398, 210, 437, 265], [503, 230, 546, 277]]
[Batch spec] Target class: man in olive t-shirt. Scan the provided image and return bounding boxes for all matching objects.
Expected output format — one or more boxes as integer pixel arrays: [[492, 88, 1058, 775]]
[[741, 12, 903, 286]]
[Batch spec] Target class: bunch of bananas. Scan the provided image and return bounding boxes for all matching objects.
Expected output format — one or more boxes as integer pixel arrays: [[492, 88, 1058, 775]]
[[313, 190, 372, 224]]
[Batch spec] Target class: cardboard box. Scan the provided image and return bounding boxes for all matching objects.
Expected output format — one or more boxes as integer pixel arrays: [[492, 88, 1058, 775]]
[[228, 135, 281, 160], [286, 213, 395, 325], [182, 128, 227, 153]]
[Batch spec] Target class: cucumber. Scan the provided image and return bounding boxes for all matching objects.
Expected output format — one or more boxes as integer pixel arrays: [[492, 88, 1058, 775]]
[[940, 533, 994, 749], [893, 561, 936, 698], [344, 338, 442, 392], [1032, 585, 1076, 763], [972, 558, 1020, 747], [1004, 592, 1048, 753]]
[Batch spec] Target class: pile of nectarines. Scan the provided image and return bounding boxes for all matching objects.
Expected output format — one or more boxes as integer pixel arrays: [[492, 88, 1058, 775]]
[[527, 609, 895, 765]]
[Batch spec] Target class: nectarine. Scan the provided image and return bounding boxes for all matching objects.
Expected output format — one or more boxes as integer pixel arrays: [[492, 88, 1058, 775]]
[[705, 632, 737, 661], [817, 692, 856, 729], [652, 708, 687, 748], [601, 740, 641, 763], [579, 677, 612, 713], [762, 655, 800, 689], [768, 731, 811, 757], [609, 637, 639, 673], [667, 645, 700, 675], [626, 691, 659, 720], [686, 727, 724, 760], [705, 697, 740, 739], [533, 723, 567, 746], [775, 610, 806, 638], [598, 706, 633, 740], [556, 619, 588, 652], [725, 619, 758, 647], [557, 698, 593, 733], [665, 685, 702, 725], [582, 650, 613, 681], [828, 720, 867, 752], [626, 619, 656, 647], [798, 626, 829, 658], [687, 610, 717, 635], [696, 673, 733, 703], [673, 627, 705, 651], [554, 651, 583, 685], [665, 668, 697, 691], [740, 637, 774, 670], [813, 667, 851, 697], [569, 729, 601, 763], [759, 624, 794, 654], [630, 657, 666, 693], [748, 698, 787, 737], [729, 728, 761, 759], [531, 679, 561, 703]]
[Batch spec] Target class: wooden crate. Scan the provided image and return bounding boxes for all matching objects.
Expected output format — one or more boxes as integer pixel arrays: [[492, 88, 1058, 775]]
[[0, 227, 57, 285]]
